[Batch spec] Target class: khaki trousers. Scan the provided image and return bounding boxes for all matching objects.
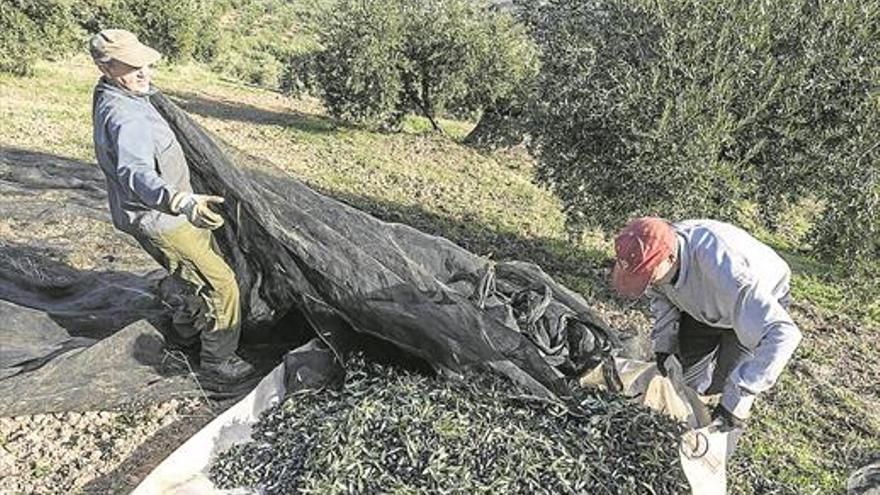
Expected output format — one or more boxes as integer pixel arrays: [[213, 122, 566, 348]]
[[135, 222, 241, 362]]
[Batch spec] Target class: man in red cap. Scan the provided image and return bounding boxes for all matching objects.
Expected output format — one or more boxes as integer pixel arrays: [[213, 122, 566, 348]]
[[612, 217, 802, 430]]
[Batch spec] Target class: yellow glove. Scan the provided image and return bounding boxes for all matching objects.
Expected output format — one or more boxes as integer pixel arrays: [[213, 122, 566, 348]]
[[170, 192, 225, 230]]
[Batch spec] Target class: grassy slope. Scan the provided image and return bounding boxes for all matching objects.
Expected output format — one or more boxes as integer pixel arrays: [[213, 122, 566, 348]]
[[2, 56, 878, 493]]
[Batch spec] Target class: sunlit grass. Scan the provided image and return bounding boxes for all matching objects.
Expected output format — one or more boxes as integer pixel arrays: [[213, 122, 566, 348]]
[[2, 54, 878, 495]]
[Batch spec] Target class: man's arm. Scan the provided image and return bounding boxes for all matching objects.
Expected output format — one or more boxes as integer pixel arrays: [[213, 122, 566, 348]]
[[723, 283, 802, 418], [113, 115, 177, 213], [647, 288, 681, 354]]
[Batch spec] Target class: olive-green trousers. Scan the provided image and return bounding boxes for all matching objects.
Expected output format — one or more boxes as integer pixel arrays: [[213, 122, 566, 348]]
[[136, 222, 241, 362]]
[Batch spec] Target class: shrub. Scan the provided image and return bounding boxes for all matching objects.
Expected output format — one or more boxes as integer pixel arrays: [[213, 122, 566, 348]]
[[209, 0, 314, 88], [0, 0, 83, 75], [0, 0, 225, 75], [284, 0, 539, 131], [0, 1, 39, 75], [76, 0, 224, 62], [306, 0, 406, 127], [215, 45, 285, 86], [519, 0, 880, 261]]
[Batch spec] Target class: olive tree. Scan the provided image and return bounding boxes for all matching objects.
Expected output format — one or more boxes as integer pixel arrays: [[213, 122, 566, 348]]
[[518, 0, 879, 261], [283, 0, 539, 132], [0, 0, 82, 75]]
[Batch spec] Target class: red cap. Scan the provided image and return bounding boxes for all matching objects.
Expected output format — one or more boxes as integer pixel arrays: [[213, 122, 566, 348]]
[[612, 217, 676, 298]]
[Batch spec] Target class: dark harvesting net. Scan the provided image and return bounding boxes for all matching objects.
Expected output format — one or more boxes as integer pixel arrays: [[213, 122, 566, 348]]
[[0, 89, 630, 416], [150, 91, 629, 402]]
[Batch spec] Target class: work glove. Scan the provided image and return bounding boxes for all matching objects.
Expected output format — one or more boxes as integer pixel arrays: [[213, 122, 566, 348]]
[[654, 352, 671, 377], [710, 404, 746, 433], [171, 192, 225, 230]]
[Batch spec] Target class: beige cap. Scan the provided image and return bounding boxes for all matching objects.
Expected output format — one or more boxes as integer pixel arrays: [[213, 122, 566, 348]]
[[89, 29, 161, 68]]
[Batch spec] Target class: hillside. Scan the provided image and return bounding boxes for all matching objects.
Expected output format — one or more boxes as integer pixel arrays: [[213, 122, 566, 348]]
[[1, 55, 878, 494]]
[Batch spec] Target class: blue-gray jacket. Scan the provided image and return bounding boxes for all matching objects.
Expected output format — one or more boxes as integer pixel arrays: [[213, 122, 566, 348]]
[[647, 220, 802, 418], [92, 78, 190, 236]]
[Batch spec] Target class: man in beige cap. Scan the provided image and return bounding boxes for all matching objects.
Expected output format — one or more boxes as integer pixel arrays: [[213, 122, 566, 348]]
[[89, 29, 255, 384]]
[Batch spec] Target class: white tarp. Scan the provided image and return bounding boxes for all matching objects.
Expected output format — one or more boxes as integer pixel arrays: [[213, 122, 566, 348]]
[[132, 363, 286, 495], [136, 357, 740, 494], [680, 426, 743, 494], [580, 356, 742, 495]]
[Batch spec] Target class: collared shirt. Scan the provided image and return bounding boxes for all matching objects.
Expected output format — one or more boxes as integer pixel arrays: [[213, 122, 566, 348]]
[[647, 219, 802, 418], [92, 77, 190, 236]]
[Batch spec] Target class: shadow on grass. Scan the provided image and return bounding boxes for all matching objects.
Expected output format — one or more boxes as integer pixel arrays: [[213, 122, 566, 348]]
[[297, 180, 618, 302], [773, 244, 880, 326], [0, 146, 107, 201], [163, 90, 339, 135]]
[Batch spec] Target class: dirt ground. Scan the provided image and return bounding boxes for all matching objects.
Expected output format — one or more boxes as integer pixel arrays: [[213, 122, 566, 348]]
[[0, 148, 201, 493], [1, 81, 878, 493], [0, 399, 213, 494], [0, 147, 283, 494], [0, 145, 642, 493]]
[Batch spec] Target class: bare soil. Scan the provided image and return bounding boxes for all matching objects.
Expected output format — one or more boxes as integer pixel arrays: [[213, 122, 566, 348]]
[[1, 58, 877, 494], [0, 399, 213, 494]]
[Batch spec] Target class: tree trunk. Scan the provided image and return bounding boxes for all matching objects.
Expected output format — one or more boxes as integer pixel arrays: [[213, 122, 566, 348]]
[[419, 74, 443, 134], [464, 105, 524, 149]]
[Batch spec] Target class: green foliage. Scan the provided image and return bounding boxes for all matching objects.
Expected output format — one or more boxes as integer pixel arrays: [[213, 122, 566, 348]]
[[77, 0, 224, 62], [810, 137, 880, 261], [285, 0, 539, 131], [0, 0, 226, 76], [0, 0, 84, 75], [519, 0, 880, 261], [0, 1, 39, 75], [462, 5, 541, 148], [209, 0, 317, 87], [307, 0, 406, 127]]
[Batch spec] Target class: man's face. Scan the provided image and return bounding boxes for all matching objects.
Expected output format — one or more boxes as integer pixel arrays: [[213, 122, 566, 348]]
[[650, 254, 677, 287], [101, 60, 153, 94]]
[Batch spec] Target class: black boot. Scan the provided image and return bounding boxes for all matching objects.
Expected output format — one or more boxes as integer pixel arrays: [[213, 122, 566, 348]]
[[200, 354, 256, 383]]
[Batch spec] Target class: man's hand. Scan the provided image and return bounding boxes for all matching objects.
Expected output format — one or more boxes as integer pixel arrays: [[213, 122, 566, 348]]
[[654, 352, 670, 377], [711, 404, 746, 432], [171, 192, 225, 230]]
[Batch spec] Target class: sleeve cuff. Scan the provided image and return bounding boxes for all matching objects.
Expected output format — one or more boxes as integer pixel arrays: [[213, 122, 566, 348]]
[[168, 189, 187, 214], [721, 383, 757, 419]]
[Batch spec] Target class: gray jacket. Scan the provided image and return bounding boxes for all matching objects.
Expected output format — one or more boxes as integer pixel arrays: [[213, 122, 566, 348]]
[[647, 219, 802, 418], [92, 78, 190, 236]]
